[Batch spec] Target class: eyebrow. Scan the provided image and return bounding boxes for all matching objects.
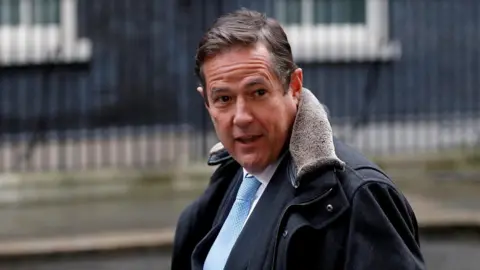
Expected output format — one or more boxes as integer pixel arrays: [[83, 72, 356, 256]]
[[210, 87, 230, 94], [244, 78, 267, 88], [209, 78, 267, 94]]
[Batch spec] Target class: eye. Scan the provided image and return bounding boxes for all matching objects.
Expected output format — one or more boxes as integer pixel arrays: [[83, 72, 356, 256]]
[[255, 89, 267, 96], [216, 96, 231, 103]]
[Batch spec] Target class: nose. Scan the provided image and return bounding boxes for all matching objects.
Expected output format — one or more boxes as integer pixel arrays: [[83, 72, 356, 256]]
[[233, 98, 253, 127]]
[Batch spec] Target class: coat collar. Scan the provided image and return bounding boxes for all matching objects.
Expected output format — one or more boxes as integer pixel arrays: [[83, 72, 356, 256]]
[[207, 88, 345, 188]]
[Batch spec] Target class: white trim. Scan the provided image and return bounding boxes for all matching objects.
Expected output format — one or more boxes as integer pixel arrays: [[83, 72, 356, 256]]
[[277, 0, 401, 62], [0, 0, 92, 66]]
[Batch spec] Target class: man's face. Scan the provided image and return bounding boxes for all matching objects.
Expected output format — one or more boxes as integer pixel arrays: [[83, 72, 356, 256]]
[[200, 43, 302, 173]]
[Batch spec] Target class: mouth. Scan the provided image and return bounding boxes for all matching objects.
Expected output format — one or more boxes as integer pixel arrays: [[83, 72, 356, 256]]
[[235, 135, 262, 144]]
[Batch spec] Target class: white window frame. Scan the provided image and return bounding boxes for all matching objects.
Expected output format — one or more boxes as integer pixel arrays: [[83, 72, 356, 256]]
[[0, 0, 92, 66], [276, 0, 401, 62]]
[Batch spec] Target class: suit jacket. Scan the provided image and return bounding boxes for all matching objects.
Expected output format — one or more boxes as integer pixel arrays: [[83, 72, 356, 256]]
[[171, 89, 426, 270]]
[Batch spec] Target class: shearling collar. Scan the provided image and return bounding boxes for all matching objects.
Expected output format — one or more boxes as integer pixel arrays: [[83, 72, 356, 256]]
[[208, 88, 345, 184]]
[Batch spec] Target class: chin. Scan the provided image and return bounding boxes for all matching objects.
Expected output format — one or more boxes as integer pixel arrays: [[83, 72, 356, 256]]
[[239, 157, 267, 174]]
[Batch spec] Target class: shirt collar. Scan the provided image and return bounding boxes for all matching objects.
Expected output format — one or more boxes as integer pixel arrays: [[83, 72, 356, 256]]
[[243, 152, 286, 186]]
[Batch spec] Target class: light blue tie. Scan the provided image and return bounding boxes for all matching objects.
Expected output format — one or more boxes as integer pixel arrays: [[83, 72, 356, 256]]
[[203, 174, 261, 270]]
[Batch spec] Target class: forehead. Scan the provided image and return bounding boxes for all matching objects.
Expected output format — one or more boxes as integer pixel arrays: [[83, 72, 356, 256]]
[[202, 43, 277, 87]]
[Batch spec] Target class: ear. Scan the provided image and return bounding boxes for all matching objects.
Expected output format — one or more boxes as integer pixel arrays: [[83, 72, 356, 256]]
[[197, 86, 210, 107], [197, 86, 204, 97], [289, 68, 303, 103]]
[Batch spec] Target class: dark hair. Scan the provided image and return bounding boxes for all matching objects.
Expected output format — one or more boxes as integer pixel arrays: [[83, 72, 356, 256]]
[[195, 8, 298, 102]]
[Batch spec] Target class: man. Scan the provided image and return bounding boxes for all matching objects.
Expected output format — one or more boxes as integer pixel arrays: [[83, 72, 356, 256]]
[[171, 8, 426, 270]]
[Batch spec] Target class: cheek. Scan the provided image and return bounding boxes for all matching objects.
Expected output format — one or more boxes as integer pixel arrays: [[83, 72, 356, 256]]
[[210, 111, 232, 134], [211, 115, 218, 123], [208, 109, 220, 123], [275, 103, 295, 130]]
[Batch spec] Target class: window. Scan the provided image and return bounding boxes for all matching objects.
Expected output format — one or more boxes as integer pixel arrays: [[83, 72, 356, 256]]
[[0, 0, 91, 66], [275, 0, 401, 62]]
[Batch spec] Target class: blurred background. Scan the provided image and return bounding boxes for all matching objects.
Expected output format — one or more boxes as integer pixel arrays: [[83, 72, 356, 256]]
[[0, 0, 479, 269]]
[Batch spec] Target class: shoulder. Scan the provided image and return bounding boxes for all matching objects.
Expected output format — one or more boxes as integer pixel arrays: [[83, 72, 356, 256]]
[[206, 142, 240, 186], [207, 142, 233, 166], [332, 141, 424, 268], [174, 145, 240, 243], [332, 138, 416, 222], [333, 137, 394, 195]]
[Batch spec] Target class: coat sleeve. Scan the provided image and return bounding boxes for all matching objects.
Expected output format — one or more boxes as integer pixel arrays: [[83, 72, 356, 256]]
[[343, 181, 426, 270], [171, 202, 197, 270]]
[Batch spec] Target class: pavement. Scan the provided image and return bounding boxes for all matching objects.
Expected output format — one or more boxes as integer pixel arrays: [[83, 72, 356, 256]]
[[408, 194, 480, 228], [0, 229, 174, 257], [0, 192, 478, 259]]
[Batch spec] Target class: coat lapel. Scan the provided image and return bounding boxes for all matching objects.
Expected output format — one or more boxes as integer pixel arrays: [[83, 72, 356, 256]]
[[273, 169, 351, 270], [189, 163, 243, 270], [224, 156, 295, 269]]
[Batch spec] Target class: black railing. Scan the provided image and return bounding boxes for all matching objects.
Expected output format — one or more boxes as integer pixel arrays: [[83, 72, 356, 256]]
[[0, 0, 479, 172]]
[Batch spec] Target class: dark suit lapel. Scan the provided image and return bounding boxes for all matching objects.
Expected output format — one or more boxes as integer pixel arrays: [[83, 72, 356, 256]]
[[191, 224, 222, 270], [224, 156, 296, 270]]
